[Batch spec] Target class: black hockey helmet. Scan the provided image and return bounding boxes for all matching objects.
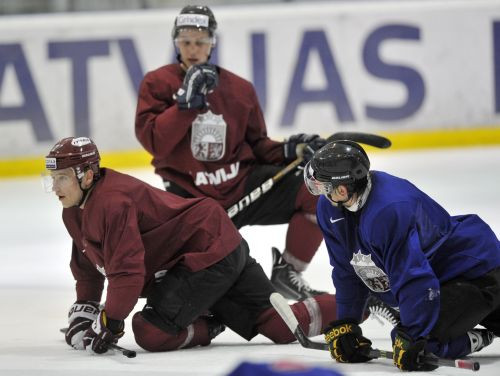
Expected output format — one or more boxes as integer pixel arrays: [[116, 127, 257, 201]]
[[171, 5, 218, 40], [304, 140, 370, 196]]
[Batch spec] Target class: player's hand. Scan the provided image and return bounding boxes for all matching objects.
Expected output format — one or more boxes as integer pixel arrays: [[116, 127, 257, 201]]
[[324, 318, 373, 363], [392, 326, 438, 371], [83, 310, 124, 354], [65, 300, 100, 350], [174, 63, 218, 110], [197, 63, 218, 93], [283, 133, 327, 163]]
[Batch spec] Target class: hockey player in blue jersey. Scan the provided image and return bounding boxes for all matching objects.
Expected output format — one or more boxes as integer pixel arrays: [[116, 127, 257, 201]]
[[304, 140, 500, 371]]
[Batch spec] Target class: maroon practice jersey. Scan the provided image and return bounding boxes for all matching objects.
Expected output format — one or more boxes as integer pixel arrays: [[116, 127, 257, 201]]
[[62, 168, 241, 320], [135, 64, 284, 209]]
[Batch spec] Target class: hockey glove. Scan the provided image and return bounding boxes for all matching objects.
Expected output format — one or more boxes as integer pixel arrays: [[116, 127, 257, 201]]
[[392, 326, 438, 371], [174, 63, 218, 110], [83, 310, 124, 354], [324, 318, 373, 363], [198, 63, 218, 93], [283, 133, 327, 163], [65, 300, 100, 350]]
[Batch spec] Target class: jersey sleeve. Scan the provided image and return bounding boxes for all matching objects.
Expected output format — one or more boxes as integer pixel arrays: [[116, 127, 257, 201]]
[[370, 202, 440, 339], [244, 86, 284, 164], [70, 241, 105, 302], [317, 198, 369, 322], [135, 70, 202, 159], [100, 197, 146, 320]]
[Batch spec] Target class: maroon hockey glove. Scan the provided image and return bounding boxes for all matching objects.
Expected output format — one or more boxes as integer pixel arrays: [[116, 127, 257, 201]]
[[83, 310, 124, 354], [324, 318, 373, 363], [65, 300, 100, 350], [393, 326, 438, 371], [283, 133, 327, 163]]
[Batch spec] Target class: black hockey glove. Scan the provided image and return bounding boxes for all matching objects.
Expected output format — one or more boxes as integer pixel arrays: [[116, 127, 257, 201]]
[[83, 310, 124, 354], [283, 133, 327, 163], [65, 300, 100, 350], [198, 63, 218, 93], [392, 326, 439, 371], [324, 318, 373, 363], [174, 63, 218, 110]]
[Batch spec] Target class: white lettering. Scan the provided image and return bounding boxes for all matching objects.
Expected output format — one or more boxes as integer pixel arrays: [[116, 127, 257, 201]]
[[227, 205, 238, 218], [206, 170, 222, 185], [238, 195, 251, 211], [225, 176, 274, 218], [249, 187, 261, 201], [262, 178, 273, 193], [194, 162, 240, 186], [71, 137, 91, 147], [195, 172, 209, 185], [226, 162, 239, 180]]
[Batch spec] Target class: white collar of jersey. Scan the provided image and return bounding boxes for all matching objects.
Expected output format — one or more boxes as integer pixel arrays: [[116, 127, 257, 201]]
[[344, 174, 372, 212]]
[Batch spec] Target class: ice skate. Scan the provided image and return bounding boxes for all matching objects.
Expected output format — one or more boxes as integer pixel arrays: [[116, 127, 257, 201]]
[[365, 294, 400, 326], [468, 329, 495, 353], [270, 247, 326, 301], [204, 316, 226, 340]]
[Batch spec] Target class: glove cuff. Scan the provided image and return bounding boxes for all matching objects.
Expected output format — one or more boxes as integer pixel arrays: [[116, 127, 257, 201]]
[[107, 316, 125, 334]]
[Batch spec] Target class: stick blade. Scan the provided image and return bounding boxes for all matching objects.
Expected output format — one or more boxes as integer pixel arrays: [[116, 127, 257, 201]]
[[327, 132, 392, 149], [269, 292, 299, 332]]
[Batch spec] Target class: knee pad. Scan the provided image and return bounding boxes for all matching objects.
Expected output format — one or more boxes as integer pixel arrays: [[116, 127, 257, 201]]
[[132, 311, 212, 352], [132, 311, 180, 352]]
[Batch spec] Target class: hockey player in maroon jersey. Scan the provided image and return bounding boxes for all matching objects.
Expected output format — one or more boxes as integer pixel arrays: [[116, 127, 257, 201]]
[[135, 5, 327, 300], [44, 136, 337, 354]]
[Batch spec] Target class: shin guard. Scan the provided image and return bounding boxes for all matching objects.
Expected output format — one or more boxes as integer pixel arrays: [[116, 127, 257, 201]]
[[256, 293, 336, 343]]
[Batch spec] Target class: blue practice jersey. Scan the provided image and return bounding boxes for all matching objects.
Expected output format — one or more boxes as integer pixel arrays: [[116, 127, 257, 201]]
[[317, 171, 500, 340]]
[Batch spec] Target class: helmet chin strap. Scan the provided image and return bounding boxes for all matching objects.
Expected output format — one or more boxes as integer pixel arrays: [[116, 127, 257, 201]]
[[74, 169, 94, 208], [76, 186, 92, 207]]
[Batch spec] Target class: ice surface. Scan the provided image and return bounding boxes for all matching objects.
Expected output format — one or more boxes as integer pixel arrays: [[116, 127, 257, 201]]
[[1, 147, 499, 375]]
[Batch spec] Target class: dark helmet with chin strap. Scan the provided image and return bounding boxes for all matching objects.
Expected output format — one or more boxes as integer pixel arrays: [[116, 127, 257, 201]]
[[172, 5, 218, 40], [171, 5, 217, 64], [304, 140, 370, 196]]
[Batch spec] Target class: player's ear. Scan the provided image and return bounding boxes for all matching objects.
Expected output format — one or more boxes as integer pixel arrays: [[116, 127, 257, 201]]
[[81, 169, 94, 188], [336, 185, 349, 198]]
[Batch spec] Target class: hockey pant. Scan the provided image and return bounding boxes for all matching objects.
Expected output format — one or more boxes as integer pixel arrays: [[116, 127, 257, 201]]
[[131, 239, 336, 351], [407, 267, 500, 358]]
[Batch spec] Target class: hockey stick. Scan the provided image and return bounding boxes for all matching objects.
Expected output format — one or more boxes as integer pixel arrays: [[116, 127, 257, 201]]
[[326, 131, 391, 149], [227, 131, 391, 218], [59, 327, 137, 358], [269, 292, 480, 372]]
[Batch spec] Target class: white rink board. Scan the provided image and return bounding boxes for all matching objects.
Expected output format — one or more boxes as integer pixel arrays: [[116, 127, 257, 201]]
[[1, 0, 500, 158]]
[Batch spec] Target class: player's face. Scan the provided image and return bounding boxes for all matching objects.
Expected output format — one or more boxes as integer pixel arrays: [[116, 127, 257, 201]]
[[50, 168, 83, 208], [175, 29, 213, 68]]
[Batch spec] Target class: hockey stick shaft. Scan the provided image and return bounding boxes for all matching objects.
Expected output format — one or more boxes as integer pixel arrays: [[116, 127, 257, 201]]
[[269, 293, 479, 371], [60, 327, 137, 358], [109, 343, 136, 358], [370, 349, 479, 371], [227, 131, 390, 218], [227, 157, 302, 218]]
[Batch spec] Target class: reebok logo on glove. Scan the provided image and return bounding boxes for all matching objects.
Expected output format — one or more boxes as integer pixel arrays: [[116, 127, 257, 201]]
[[332, 323, 353, 337], [324, 318, 373, 363]]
